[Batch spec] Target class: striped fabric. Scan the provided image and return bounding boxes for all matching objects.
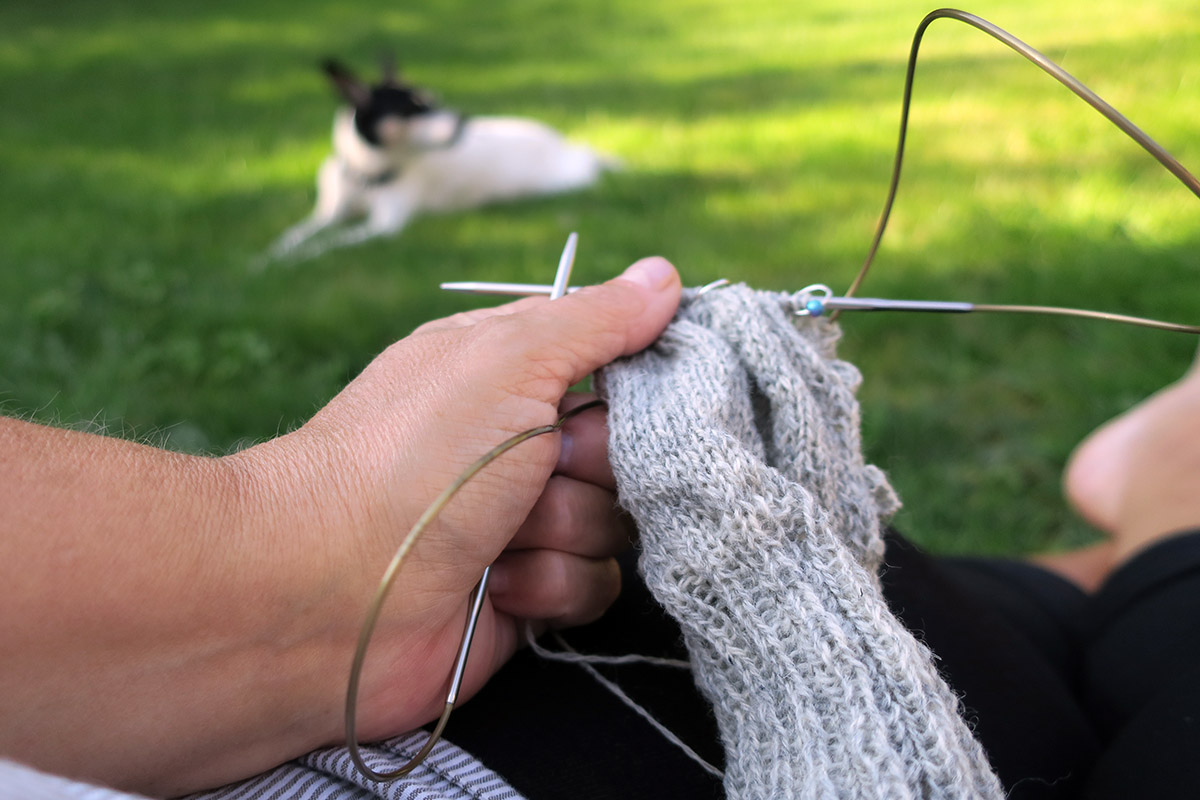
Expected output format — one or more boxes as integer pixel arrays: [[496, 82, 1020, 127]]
[[0, 733, 526, 800], [188, 732, 527, 800]]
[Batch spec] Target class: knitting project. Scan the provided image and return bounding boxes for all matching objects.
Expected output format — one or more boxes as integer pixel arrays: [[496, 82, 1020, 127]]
[[600, 285, 1005, 799]]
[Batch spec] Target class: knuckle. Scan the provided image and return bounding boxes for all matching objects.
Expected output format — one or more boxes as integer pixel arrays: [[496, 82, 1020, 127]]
[[413, 311, 465, 335], [471, 313, 529, 356], [542, 481, 577, 544], [575, 282, 644, 339], [534, 552, 574, 610], [466, 316, 567, 393]]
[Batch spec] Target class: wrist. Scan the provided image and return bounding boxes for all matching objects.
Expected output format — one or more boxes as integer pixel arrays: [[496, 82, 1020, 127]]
[[216, 437, 352, 740], [129, 447, 331, 794], [216, 427, 439, 755]]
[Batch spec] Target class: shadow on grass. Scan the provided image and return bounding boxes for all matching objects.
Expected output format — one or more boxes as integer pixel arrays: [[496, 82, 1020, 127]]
[[844, 214, 1200, 555], [1, 0, 1196, 555]]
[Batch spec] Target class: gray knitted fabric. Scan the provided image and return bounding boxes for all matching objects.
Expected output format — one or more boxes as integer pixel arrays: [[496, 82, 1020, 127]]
[[600, 285, 1005, 799]]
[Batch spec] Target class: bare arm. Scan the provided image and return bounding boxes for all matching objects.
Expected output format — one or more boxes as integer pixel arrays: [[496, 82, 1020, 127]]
[[0, 257, 681, 796], [0, 419, 277, 792]]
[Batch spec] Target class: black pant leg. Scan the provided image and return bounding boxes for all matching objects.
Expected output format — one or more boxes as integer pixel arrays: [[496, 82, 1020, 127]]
[[880, 532, 1101, 798], [939, 554, 1089, 679], [1081, 530, 1200, 800], [446, 551, 724, 800], [449, 533, 1108, 799]]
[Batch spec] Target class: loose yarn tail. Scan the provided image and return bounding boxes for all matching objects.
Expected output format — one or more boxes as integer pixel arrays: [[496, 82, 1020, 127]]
[[524, 625, 723, 779]]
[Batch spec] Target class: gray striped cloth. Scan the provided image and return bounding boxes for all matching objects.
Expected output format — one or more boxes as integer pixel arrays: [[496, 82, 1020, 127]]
[[186, 732, 525, 800], [0, 732, 525, 800]]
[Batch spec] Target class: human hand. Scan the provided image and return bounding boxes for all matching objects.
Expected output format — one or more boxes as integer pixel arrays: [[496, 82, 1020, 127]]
[[222, 257, 681, 780], [0, 257, 680, 796]]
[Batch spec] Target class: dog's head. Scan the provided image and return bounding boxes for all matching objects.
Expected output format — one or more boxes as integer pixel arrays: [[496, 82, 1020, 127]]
[[322, 57, 464, 151]]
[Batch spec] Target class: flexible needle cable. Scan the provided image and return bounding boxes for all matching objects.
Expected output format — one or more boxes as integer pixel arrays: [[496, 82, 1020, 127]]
[[345, 400, 604, 780], [844, 8, 1200, 306]]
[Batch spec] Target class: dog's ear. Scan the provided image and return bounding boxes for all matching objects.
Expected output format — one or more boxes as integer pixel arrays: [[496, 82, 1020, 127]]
[[322, 59, 371, 108]]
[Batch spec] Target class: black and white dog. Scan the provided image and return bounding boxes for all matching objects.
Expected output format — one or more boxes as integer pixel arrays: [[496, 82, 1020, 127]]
[[271, 58, 616, 259]]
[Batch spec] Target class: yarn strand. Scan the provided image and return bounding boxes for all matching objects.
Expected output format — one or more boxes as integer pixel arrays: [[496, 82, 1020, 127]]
[[601, 285, 1004, 800]]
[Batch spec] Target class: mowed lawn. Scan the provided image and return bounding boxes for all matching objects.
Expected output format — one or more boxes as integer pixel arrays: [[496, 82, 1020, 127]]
[[1, 0, 1197, 554]]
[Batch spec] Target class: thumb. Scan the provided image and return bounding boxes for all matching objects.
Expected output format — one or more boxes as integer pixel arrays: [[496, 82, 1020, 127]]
[[482, 257, 682, 394]]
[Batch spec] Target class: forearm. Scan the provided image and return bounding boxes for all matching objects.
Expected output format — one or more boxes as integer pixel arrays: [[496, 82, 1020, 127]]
[[0, 258, 682, 796], [0, 417, 315, 796]]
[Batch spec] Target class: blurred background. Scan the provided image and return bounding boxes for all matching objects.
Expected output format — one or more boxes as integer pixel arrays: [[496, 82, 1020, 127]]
[[1, 0, 1197, 555]]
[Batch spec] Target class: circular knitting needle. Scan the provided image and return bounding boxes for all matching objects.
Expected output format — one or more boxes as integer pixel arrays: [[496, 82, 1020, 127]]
[[793, 283, 1200, 334], [842, 8, 1200, 309], [440, 281, 583, 296], [436, 232, 578, 739], [346, 234, 580, 782]]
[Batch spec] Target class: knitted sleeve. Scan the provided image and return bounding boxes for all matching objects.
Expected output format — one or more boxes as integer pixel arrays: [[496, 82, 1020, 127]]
[[600, 285, 1004, 800]]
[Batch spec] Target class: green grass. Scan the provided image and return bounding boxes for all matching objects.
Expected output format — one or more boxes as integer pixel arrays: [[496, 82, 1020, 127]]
[[2, 0, 1198, 554]]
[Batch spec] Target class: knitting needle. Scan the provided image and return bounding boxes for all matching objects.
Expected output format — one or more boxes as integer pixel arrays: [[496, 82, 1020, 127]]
[[441, 234, 579, 298], [440, 232, 579, 753], [440, 281, 582, 296], [455, 232, 578, 641], [348, 234, 582, 784], [440, 274, 721, 297], [795, 284, 1200, 334], [550, 232, 578, 300], [441, 278, 1200, 335]]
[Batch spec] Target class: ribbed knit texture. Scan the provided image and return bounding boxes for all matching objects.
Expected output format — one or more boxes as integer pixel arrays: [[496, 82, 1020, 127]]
[[600, 285, 1005, 799]]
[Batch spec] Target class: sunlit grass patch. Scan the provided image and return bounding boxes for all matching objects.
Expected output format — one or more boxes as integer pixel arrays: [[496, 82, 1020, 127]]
[[1, 0, 1196, 554]]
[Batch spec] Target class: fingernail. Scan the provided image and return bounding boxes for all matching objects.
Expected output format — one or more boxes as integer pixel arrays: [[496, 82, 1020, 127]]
[[619, 257, 675, 291]]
